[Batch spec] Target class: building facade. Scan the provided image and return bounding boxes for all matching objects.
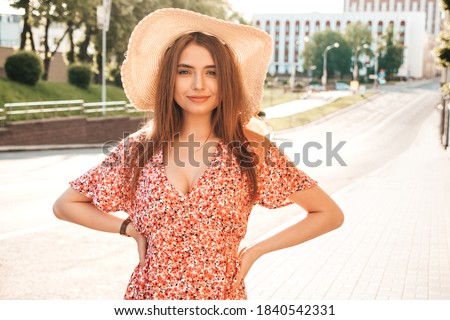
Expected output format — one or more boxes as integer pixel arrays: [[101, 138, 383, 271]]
[[0, 1, 22, 47], [344, 0, 442, 36], [254, 11, 426, 78]]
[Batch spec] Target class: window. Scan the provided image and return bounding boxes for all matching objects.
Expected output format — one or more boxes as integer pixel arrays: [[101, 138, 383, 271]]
[[315, 21, 320, 31], [377, 21, 383, 34]]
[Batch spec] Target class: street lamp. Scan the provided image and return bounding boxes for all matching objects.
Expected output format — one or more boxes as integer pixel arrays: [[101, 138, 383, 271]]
[[290, 36, 309, 91], [321, 42, 339, 87], [97, 0, 112, 116], [353, 43, 369, 81], [372, 41, 386, 88]]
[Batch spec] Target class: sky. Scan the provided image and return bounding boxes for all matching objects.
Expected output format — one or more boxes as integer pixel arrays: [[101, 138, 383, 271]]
[[228, 0, 345, 19]]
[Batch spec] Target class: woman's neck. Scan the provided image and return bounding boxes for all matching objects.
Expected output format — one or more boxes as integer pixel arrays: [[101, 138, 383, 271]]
[[178, 114, 215, 142]]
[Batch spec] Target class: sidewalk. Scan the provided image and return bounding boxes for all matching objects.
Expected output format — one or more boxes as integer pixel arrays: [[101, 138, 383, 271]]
[[246, 108, 450, 299]]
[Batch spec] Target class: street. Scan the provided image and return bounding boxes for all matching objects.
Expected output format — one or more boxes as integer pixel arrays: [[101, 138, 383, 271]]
[[0, 80, 446, 299]]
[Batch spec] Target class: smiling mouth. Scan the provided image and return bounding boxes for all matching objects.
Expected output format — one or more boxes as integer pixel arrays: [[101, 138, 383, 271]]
[[187, 96, 210, 103]]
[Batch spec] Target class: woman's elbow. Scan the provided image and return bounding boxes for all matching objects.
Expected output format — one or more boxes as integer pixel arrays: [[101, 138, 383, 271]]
[[330, 206, 344, 230], [53, 198, 66, 221]]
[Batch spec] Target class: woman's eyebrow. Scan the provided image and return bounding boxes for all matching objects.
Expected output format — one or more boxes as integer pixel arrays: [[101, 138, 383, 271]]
[[177, 63, 216, 69]]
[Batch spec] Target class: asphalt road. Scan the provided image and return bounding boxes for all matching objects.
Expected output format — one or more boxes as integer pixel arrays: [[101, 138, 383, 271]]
[[0, 80, 441, 299]]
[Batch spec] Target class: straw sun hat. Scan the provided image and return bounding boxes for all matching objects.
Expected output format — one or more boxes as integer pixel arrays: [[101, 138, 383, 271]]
[[121, 8, 273, 124]]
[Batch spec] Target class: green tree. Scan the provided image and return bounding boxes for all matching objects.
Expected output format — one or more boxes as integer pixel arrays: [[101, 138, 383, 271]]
[[32, 0, 72, 80], [64, 0, 100, 64], [303, 30, 352, 80], [435, 25, 450, 68], [11, 0, 36, 51], [378, 24, 404, 78], [344, 21, 372, 80]]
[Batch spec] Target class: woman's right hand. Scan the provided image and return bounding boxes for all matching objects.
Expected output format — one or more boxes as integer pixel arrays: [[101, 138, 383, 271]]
[[126, 223, 148, 267]]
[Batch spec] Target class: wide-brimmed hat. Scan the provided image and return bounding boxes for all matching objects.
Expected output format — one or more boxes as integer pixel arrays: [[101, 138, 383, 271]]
[[121, 8, 273, 124]]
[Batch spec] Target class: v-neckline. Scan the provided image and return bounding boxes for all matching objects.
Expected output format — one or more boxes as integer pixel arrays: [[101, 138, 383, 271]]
[[161, 140, 222, 198]]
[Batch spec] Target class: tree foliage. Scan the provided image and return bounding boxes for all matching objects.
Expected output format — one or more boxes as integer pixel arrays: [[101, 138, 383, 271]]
[[377, 24, 404, 77], [344, 21, 372, 51], [434, 2, 450, 70], [10, 0, 36, 51], [303, 30, 352, 79], [442, 0, 450, 11], [435, 30, 450, 68], [344, 21, 373, 79]]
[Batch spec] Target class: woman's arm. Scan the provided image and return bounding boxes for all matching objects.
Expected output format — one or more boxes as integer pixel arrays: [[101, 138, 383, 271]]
[[234, 185, 344, 285], [53, 187, 147, 265], [54, 187, 125, 233]]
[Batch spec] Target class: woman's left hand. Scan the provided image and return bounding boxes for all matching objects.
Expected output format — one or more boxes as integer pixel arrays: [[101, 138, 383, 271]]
[[232, 245, 262, 289]]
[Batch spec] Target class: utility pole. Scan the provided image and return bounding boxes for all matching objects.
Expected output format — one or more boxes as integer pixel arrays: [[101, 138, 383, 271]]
[[97, 0, 112, 116], [321, 42, 339, 87]]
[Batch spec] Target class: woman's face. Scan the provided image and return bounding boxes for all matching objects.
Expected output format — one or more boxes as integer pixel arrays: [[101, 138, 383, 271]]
[[174, 43, 219, 118]]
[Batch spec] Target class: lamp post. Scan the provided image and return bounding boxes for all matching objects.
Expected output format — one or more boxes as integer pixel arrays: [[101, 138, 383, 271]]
[[290, 36, 309, 91], [372, 41, 386, 88], [289, 40, 300, 92], [97, 0, 112, 116], [353, 43, 369, 81], [321, 42, 339, 87]]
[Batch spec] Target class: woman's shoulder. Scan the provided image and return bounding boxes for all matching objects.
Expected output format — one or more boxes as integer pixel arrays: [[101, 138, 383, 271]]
[[243, 126, 274, 164]]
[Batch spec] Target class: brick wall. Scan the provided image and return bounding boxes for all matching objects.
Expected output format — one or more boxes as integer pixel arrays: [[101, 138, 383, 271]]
[[0, 116, 146, 146], [0, 47, 14, 79]]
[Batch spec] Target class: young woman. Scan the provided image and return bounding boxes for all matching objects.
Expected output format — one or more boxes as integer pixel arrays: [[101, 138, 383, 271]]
[[53, 8, 343, 300]]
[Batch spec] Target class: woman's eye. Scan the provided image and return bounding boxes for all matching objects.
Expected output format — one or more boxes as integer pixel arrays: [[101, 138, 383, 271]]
[[177, 70, 190, 75], [207, 70, 216, 76]]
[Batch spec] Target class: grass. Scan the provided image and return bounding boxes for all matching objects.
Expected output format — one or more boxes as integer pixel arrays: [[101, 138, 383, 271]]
[[261, 87, 305, 108], [0, 77, 128, 106], [267, 92, 378, 131], [0, 77, 144, 123]]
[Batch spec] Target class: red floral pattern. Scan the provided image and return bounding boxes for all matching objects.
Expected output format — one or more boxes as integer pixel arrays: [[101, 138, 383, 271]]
[[69, 134, 317, 300]]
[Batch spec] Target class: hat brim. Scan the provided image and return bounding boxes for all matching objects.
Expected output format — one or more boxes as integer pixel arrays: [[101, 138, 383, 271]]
[[121, 8, 273, 124]]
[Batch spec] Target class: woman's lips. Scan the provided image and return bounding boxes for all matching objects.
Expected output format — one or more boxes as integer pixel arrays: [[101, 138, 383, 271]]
[[187, 96, 210, 103]]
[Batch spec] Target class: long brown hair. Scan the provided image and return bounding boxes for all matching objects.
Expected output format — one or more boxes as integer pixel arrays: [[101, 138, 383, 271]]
[[128, 32, 258, 203]]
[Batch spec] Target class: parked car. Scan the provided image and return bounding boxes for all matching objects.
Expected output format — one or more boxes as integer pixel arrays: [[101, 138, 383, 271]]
[[335, 82, 351, 90], [306, 84, 326, 91]]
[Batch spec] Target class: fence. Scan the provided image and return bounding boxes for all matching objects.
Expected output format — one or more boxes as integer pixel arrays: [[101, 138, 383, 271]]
[[0, 100, 145, 125]]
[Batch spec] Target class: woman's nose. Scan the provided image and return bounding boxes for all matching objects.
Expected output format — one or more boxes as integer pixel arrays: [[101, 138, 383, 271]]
[[192, 74, 205, 90]]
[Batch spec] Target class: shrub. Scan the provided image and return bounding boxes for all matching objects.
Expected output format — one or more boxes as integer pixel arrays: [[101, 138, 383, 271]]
[[4, 51, 43, 86], [110, 68, 123, 88], [68, 63, 92, 89]]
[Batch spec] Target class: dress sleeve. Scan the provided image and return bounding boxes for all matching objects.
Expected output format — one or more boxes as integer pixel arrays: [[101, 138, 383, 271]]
[[255, 143, 317, 209], [69, 138, 133, 214]]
